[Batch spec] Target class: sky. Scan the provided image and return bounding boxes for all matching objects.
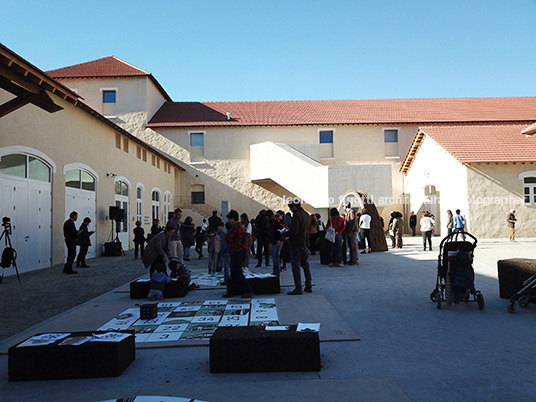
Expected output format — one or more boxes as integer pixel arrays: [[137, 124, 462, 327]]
[[1, 0, 535, 102]]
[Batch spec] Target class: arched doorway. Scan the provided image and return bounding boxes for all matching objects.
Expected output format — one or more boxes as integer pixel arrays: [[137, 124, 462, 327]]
[[0, 150, 53, 273], [114, 178, 130, 247]]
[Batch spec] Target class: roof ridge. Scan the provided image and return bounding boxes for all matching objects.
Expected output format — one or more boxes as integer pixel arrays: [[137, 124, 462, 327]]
[[110, 55, 150, 75]]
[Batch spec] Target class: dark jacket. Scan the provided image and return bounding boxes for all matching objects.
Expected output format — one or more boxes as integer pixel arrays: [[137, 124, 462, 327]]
[[142, 231, 169, 268], [410, 214, 417, 228], [180, 222, 195, 247], [269, 219, 283, 244], [134, 226, 145, 243], [77, 222, 93, 247], [63, 219, 78, 245], [208, 214, 223, 230], [288, 207, 310, 248]]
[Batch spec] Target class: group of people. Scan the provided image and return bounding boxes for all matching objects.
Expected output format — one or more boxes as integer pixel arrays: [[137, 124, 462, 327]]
[[62, 211, 95, 274]]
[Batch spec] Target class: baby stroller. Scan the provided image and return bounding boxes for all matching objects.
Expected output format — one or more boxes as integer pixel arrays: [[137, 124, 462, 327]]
[[507, 274, 536, 313], [430, 231, 484, 310]]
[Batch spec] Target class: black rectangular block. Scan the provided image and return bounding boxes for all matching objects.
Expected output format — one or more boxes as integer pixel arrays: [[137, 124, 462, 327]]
[[210, 325, 320, 373], [103, 242, 122, 256], [247, 276, 280, 294], [8, 331, 135, 381], [140, 303, 158, 319], [130, 278, 189, 299]]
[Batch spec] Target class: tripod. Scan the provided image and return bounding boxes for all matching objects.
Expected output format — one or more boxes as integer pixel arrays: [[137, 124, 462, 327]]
[[0, 217, 21, 283], [110, 219, 125, 256]]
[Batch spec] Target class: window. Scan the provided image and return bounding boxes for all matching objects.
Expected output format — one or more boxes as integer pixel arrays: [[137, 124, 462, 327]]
[[0, 153, 51, 182], [152, 155, 156, 166], [65, 168, 95, 191], [136, 145, 142, 159], [103, 90, 116, 103], [190, 132, 205, 162], [143, 149, 147, 162], [164, 191, 172, 221], [384, 128, 399, 158], [115, 133, 121, 149], [115, 180, 129, 197], [319, 130, 334, 158], [136, 186, 143, 223], [101, 88, 117, 117], [114, 179, 129, 233], [123, 137, 129, 153], [523, 177, 536, 205], [191, 184, 205, 204], [152, 190, 161, 221]]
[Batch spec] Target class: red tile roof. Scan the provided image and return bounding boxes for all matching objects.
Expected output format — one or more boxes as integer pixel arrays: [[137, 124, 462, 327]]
[[47, 56, 150, 78], [400, 124, 536, 173], [147, 97, 536, 128], [46, 56, 172, 101]]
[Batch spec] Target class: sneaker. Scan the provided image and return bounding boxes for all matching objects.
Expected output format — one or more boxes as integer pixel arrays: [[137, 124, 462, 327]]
[[367, 250, 371, 254], [241, 292, 254, 298], [63, 269, 78, 274], [304, 287, 313, 293], [281, 267, 287, 272], [360, 250, 366, 254], [338, 263, 345, 267], [287, 289, 303, 295], [328, 263, 335, 267], [255, 264, 262, 268]]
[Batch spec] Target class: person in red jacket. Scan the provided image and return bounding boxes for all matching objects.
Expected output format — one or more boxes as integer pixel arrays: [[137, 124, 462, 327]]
[[326, 208, 346, 267]]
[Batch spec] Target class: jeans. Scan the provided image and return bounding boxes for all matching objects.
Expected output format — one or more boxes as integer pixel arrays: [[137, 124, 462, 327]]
[[359, 228, 371, 250], [290, 247, 312, 291], [330, 234, 343, 264], [422, 230, 432, 250], [411, 226, 416, 236], [208, 251, 218, 274], [184, 245, 191, 260], [134, 241, 144, 259], [272, 242, 281, 276], [348, 232, 359, 263]]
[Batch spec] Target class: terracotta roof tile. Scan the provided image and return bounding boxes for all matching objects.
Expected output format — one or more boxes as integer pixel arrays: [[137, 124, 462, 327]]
[[147, 97, 536, 127], [401, 124, 536, 174], [46, 56, 149, 78]]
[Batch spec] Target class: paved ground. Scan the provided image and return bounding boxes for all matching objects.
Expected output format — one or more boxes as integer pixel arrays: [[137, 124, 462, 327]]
[[1, 236, 535, 401]]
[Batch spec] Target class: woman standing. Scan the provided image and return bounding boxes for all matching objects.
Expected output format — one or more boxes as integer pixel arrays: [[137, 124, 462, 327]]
[[240, 213, 253, 270], [326, 208, 346, 267]]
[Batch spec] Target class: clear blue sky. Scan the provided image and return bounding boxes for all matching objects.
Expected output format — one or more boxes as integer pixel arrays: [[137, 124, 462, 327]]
[[2, 0, 535, 102]]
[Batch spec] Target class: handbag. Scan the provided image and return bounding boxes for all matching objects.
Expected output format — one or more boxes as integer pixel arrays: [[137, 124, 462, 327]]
[[325, 217, 335, 243]]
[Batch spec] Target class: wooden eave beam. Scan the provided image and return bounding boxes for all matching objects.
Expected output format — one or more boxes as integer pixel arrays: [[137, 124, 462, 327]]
[[0, 93, 32, 118]]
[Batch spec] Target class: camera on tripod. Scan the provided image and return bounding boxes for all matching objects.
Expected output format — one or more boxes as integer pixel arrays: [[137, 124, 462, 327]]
[[2, 217, 12, 235]]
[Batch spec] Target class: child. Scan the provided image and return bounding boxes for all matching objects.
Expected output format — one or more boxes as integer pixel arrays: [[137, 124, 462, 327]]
[[168, 259, 179, 278], [148, 263, 171, 301], [207, 227, 221, 275], [133, 220, 145, 259], [194, 226, 204, 259]]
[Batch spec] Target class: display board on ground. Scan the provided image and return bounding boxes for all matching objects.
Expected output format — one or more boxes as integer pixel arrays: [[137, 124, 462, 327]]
[[98, 298, 279, 346]]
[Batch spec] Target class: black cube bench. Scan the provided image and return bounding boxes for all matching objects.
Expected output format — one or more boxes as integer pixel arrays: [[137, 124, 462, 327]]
[[130, 278, 189, 299], [498, 258, 536, 299], [8, 330, 135, 381], [210, 325, 320, 373], [247, 275, 280, 294]]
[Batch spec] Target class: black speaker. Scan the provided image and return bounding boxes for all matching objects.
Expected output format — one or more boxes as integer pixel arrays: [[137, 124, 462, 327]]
[[109, 206, 120, 221], [109, 206, 125, 222]]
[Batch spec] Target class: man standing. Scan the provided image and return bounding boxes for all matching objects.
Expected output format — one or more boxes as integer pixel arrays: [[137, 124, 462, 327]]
[[166, 208, 183, 262], [63, 211, 80, 274], [287, 199, 312, 295], [208, 210, 222, 231], [345, 209, 359, 266], [409, 211, 417, 236], [76, 217, 94, 268], [507, 209, 517, 242], [223, 210, 253, 298]]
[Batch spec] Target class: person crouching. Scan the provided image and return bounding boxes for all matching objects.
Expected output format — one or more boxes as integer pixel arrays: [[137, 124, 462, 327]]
[[148, 263, 171, 301]]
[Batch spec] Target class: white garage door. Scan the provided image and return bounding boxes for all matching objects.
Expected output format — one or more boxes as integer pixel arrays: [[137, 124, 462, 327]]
[[0, 154, 52, 275]]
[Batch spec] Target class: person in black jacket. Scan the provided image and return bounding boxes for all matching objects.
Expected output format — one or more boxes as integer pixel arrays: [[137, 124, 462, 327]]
[[76, 217, 95, 268], [255, 210, 270, 268], [287, 199, 312, 295], [410, 211, 417, 236], [133, 220, 146, 259], [267, 210, 283, 277], [63, 211, 80, 274], [208, 210, 222, 231]]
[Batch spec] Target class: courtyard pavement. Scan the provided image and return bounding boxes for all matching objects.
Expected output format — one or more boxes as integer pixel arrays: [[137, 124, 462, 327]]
[[0, 235, 535, 401]]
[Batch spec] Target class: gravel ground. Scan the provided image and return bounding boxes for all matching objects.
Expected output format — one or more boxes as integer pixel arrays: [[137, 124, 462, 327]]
[[0, 250, 147, 341]]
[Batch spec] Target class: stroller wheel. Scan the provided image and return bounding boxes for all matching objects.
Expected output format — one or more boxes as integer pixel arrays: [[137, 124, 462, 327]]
[[507, 300, 516, 314], [476, 293, 485, 310], [519, 297, 530, 308], [430, 290, 438, 302]]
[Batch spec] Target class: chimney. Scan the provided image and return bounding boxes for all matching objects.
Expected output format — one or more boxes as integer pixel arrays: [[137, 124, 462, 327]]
[[226, 112, 231, 120]]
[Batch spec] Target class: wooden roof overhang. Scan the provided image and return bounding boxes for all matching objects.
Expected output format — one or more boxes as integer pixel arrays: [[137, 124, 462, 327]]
[[0, 42, 80, 118]]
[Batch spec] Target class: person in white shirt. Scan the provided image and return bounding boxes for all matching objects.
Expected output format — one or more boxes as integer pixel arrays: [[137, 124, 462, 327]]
[[359, 209, 372, 253], [420, 211, 435, 251]]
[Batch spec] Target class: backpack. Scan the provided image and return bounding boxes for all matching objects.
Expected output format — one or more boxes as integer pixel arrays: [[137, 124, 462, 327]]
[[1, 247, 16, 268]]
